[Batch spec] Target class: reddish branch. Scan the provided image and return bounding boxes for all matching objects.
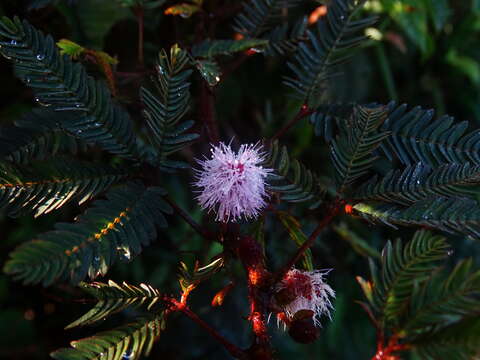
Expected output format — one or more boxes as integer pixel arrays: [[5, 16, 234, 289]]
[[372, 333, 410, 360], [165, 196, 211, 241], [165, 296, 245, 359], [238, 236, 273, 359], [273, 201, 342, 284], [271, 104, 315, 141]]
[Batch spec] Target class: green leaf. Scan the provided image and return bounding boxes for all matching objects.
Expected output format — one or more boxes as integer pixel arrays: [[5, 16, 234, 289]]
[[141, 45, 198, 169], [263, 140, 325, 206], [355, 162, 480, 206], [66, 280, 163, 329], [276, 211, 313, 271], [192, 39, 268, 58], [353, 197, 480, 238], [366, 230, 449, 327], [4, 183, 172, 286], [51, 315, 165, 360], [404, 259, 480, 332], [331, 105, 390, 194], [334, 222, 381, 259], [0, 108, 86, 164], [283, 0, 376, 105], [0, 158, 125, 217], [194, 59, 221, 86], [380, 103, 480, 168], [57, 39, 85, 59], [0, 17, 140, 159], [446, 49, 480, 84], [233, 0, 303, 38]]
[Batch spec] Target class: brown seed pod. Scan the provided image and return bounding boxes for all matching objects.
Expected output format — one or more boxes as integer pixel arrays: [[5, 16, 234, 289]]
[[288, 310, 320, 344]]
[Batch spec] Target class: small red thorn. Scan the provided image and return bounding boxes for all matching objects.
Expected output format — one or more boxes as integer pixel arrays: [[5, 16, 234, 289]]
[[245, 49, 257, 56], [345, 204, 353, 214]]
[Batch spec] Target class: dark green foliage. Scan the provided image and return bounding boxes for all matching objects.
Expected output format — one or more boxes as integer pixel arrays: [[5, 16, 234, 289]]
[[330, 105, 390, 194], [0, 157, 125, 217], [192, 39, 269, 58], [380, 103, 480, 167], [359, 231, 480, 360], [4, 183, 172, 286], [283, 0, 376, 105], [263, 140, 325, 206], [233, 0, 303, 38], [0, 17, 139, 159], [309, 103, 355, 142], [51, 315, 165, 360], [0, 108, 86, 163], [367, 230, 450, 325], [66, 280, 163, 329], [264, 17, 308, 57], [354, 197, 480, 238], [141, 46, 198, 171], [355, 162, 480, 205]]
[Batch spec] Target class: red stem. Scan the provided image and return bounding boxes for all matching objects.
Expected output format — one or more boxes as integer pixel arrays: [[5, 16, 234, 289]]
[[273, 202, 342, 283], [271, 104, 314, 141], [166, 297, 245, 359]]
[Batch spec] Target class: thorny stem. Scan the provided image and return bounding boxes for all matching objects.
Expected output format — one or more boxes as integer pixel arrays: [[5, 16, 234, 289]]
[[271, 104, 314, 141], [273, 201, 342, 284], [165, 197, 211, 241], [166, 297, 245, 359]]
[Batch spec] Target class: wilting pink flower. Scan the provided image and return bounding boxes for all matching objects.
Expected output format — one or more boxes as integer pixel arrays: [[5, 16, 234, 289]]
[[275, 268, 335, 327], [194, 142, 271, 222]]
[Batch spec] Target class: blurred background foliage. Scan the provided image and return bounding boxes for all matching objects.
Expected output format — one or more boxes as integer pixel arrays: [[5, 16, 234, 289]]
[[0, 0, 479, 359]]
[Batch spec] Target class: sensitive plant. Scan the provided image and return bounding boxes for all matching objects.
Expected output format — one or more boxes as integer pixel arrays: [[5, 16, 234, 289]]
[[0, 0, 479, 359]]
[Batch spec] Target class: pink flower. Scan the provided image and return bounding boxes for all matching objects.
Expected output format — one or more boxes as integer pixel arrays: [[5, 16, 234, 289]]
[[194, 142, 271, 222], [275, 268, 335, 327]]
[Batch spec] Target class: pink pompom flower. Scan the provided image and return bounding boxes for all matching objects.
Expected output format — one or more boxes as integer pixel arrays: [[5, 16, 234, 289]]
[[275, 268, 335, 328], [194, 142, 272, 222]]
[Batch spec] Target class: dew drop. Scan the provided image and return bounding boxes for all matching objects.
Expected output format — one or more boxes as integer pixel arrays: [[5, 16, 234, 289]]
[[36, 54, 45, 61], [122, 351, 135, 359], [447, 250, 454, 256], [10, 39, 17, 45], [76, 129, 83, 134], [25, 77, 31, 83]]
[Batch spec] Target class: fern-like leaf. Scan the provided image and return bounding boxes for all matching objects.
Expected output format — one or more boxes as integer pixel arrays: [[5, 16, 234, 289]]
[[353, 197, 480, 238], [4, 182, 172, 285], [0, 158, 125, 217], [192, 39, 268, 58], [381, 103, 480, 167], [283, 0, 376, 105], [355, 162, 480, 205], [264, 17, 308, 57], [141, 45, 198, 170], [0, 17, 139, 158], [331, 105, 390, 194], [412, 316, 480, 360], [51, 315, 165, 360], [371, 230, 449, 325], [404, 259, 480, 332], [233, 0, 302, 38], [0, 108, 86, 163], [262, 140, 325, 206], [66, 280, 163, 329]]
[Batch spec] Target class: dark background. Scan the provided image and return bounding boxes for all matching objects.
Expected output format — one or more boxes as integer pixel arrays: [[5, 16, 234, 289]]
[[0, 0, 479, 359]]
